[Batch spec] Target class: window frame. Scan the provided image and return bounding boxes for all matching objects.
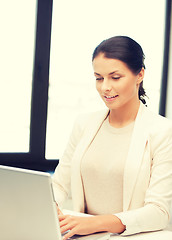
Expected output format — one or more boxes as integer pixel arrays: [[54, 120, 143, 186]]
[[159, 0, 172, 116], [0, 0, 171, 172], [0, 0, 58, 171]]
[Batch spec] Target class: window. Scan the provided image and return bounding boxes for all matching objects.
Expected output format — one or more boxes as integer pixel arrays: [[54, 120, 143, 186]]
[[0, 0, 36, 152], [0, 0, 58, 172], [46, 0, 166, 159]]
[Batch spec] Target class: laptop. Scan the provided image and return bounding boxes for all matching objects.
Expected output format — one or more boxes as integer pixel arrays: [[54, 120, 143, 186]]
[[0, 165, 110, 240]]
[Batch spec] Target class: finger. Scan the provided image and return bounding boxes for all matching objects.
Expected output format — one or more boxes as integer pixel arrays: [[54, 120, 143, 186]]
[[57, 208, 63, 215], [61, 224, 72, 234], [60, 221, 76, 234], [62, 229, 76, 240], [60, 217, 71, 227], [56, 203, 63, 215], [60, 216, 75, 228], [57, 207, 63, 215], [59, 214, 71, 221], [58, 208, 63, 215]]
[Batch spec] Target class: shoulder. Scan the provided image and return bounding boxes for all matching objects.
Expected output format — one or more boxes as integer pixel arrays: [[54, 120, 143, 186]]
[[138, 105, 172, 158], [142, 105, 172, 144], [142, 104, 172, 131]]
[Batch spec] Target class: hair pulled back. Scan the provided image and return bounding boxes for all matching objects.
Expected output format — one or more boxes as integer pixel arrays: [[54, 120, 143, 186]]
[[92, 36, 147, 105]]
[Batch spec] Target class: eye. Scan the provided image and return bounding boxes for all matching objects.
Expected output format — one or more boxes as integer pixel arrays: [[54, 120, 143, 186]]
[[112, 76, 120, 80], [96, 77, 103, 81]]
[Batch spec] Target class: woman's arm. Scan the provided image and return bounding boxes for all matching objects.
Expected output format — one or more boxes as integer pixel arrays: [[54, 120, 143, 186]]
[[59, 214, 125, 240], [52, 115, 86, 206], [115, 121, 172, 236], [52, 112, 95, 206]]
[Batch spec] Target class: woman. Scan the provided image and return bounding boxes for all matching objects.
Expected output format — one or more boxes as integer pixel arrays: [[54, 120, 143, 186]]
[[52, 36, 172, 239]]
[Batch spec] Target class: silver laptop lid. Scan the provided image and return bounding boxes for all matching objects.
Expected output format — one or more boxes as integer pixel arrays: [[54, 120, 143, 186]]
[[0, 165, 61, 240]]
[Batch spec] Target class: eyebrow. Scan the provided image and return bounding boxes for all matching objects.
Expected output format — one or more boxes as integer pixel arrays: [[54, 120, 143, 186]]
[[94, 71, 119, 76], [109, 71, 119, 75]]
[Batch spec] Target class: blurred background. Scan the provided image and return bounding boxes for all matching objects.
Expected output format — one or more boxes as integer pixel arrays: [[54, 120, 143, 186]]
[[0, 0, 171, 172]]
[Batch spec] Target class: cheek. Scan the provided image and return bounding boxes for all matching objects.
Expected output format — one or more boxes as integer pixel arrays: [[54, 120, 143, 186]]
[[119, 79, 137, 95], [96, 83, 101, 93]]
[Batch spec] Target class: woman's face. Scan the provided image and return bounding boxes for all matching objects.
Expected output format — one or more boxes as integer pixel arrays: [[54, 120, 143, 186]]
[[92, 53, 144, 111]]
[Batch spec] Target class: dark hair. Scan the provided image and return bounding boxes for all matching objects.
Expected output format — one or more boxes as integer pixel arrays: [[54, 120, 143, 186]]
[[92, 36, 147, 105]]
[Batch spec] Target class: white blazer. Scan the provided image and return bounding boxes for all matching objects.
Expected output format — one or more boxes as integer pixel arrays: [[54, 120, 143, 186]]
[[52, 102, 172, 235]]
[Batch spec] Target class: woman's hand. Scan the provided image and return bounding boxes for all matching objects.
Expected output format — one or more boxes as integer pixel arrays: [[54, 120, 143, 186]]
[[59, 215, 100, 240], [59, 214, 126, 240]]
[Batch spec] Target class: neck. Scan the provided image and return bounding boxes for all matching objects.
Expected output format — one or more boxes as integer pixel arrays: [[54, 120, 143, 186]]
[[109, 100, 140, 128]]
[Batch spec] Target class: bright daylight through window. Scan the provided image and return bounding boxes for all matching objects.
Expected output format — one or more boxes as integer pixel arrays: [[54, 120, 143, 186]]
[[46, 0, 166, 159], [0, 0, 36, 152]]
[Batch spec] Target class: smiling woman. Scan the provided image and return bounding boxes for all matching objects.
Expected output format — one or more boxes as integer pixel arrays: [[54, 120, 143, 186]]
[[94, 56, 144, 123], [92, 36, 145, 127], [52, 36, 172, 239]]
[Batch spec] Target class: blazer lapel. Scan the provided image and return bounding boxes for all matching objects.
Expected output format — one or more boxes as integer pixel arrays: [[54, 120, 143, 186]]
[[123, 103, 149, 211], [71, 109, 109, 212], [72, 109, 109, 165]]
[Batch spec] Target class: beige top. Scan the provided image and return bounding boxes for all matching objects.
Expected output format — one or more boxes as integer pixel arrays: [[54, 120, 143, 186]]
[[81, 117, 134, 215]]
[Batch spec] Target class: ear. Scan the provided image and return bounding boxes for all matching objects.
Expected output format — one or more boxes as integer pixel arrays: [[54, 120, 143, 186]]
[[136, 68, 144, 85]]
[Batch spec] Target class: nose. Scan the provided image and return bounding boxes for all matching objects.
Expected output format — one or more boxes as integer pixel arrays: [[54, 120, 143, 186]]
[[101, 79, 112, 92]]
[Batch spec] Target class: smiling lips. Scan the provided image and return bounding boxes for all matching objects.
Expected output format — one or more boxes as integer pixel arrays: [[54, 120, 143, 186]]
[[104, 95, 119, 102]]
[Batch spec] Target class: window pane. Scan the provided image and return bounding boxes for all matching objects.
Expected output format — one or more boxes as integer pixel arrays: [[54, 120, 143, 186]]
[[46, 0, 166, 159], [0, 0, 36, 152]]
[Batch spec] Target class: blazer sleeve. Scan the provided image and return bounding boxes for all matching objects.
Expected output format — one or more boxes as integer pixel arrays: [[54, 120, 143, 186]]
[[52, 114, 88, 207], [115, 120, 172, 236]]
